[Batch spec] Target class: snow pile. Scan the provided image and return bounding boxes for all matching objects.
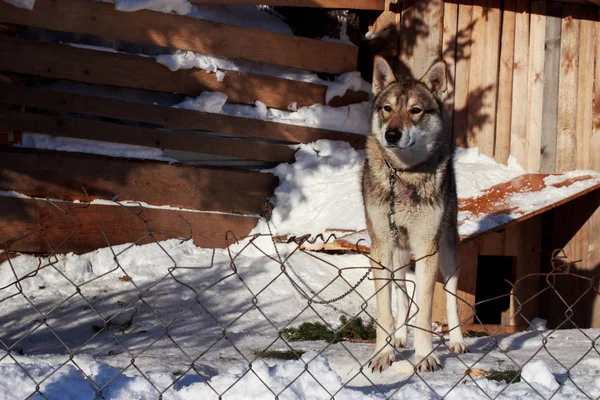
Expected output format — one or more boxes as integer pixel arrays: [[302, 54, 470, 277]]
[[266, 140, 366, 235], [1, 0, 35, 9], [177, 91, 228, 113], [521, 359, 560, 391], [102, 0, 192, 15]]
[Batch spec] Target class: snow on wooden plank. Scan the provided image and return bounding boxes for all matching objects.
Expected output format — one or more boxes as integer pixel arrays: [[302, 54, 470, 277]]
[[0, 109, 296, 164], [190, 0, 385, 9], [0, 35, 326, 109], [0, 196, 258, 253], [0, 84, 366, 148], [324, 172, 600, 252], [0, 148, 276, 215], [0, 0, 358, 74]]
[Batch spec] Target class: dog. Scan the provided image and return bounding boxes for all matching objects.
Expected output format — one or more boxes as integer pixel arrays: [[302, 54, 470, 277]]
[[362, 56, 468, 373]]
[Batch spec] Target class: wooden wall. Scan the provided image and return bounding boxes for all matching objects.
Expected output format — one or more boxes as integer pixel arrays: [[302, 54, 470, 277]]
[[387, 0, 600, 327]]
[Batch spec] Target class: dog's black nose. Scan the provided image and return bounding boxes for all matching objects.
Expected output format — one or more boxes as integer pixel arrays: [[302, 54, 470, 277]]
[[385, 129, 402, 144]]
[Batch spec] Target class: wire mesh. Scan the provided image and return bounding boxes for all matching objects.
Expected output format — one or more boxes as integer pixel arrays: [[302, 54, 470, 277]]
[[0, 198, 599, 399]]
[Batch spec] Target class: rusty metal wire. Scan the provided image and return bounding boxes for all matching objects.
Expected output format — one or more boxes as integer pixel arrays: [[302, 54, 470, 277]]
[[0, 199, 599, 399]]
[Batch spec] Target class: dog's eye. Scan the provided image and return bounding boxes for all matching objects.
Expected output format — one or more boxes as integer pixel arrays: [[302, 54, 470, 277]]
[[410, 107, 422, 114], [383, 105, 393, 112]]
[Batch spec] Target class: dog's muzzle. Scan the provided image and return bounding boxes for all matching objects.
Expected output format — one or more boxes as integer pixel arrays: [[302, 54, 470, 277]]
[[385, 129, 414, 148], [385, 129, 402, 145]]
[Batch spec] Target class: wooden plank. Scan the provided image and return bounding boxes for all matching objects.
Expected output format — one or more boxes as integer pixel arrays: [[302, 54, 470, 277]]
[[442, 0, 459, 131], [0, 84, 366, 148], [575, 11, 595, 170], [0, 196, 258, 253], [480, 0, 501, 158], [0, 109, 296, 164], [0, 0, 357, 74], [409, 0, 444, 79], [0, 148, 276, 215], [465, 2, 486, 149], [452, 0, 473, 147], [190, 0, 385, 9], [458, 241, 478, 324], [494, 0, 516, 165], [509, 0, 530, 168], [590, 9, 600, 328], [478, 231, 506, 256], [556, 4, 581, 172], [0, 35, 326, 110], [540, 2, 562, 174], [524, 1, 547, 172]]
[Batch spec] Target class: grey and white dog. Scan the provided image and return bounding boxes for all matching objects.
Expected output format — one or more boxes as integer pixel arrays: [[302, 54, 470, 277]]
[[362, 56, 468, 373]]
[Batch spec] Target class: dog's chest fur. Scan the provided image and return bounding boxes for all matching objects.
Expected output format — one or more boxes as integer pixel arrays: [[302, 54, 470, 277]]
[[362, 135, 455, 244]]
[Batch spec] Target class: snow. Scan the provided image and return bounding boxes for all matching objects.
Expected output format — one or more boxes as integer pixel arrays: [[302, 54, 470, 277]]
[[102, 0, 193, 15], [1, 0, 34, 9], [521, 360, 560, 392]]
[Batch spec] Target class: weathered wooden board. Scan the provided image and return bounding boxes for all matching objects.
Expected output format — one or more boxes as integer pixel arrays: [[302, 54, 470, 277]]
[[0, 0, 358, 74], [0, 196, 258, 253], [509, 0, 530, 168], [0, 36, 326, 109], [190, 0, 385, 8], [524, 1, 547, 172], [0, 148, 277, 215], [540, 2, 562, 174], [575, 11, 595, 169], [494, 0, 516, 165], [0, 84, 366, 148], [0, 109, 296, 163], [442, 0, 459, 130], [556, 4, 581, 172], [465, 2, 485, 149], [452, 0, 473, 147]]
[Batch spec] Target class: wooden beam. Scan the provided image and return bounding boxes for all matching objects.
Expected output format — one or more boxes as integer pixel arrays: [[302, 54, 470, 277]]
[[0, 0, 357, 74], [452, 0, 473, 147], [0, 109, 296, 163], [0, 35, 326, 109], [190, 0, 385, 9], [575, 10, 595, 170], [0, 84, 366, 148], [0, 148, 276, 215], [0, 196, 258, 253]]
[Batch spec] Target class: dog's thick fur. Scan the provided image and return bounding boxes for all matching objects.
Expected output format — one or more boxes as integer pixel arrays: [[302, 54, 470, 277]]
[[362, 56, 468, 373]]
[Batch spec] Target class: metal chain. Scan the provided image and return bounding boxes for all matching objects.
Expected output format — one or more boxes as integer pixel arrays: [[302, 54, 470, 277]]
[[264, 212, 370, 305]]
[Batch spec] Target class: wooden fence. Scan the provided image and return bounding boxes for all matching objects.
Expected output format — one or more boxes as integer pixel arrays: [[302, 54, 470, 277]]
[[0, 0, 370, 251]]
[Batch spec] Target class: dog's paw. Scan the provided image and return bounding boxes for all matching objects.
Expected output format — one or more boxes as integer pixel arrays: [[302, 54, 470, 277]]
[[449, 341, 469, 354], [368, 347, 395, 373], [394, 337, 407, 348], [415, 354, 441, 372]]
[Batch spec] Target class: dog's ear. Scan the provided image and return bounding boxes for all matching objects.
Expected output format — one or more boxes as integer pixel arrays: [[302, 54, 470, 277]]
[[372, 56, 396, 96], [420, 61, 447, 101]]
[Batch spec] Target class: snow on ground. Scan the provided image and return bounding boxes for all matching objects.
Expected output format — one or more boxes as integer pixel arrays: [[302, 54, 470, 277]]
[[1, 238, 600, 399]]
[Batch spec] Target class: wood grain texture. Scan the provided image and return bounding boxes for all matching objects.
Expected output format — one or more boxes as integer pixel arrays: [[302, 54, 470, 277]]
[[556, 4, 581, 172], [0, 196, 258, 253], [0, 36, 326, 109], [575, 11, 595, 169], [480, 0, 501, 158], [0, 84, 366, 148], [465, 2, 486, 149], [0, 109, 296, 163], [452, 0, 473, 147], [442, 0, 459, 131], [509, 0, 530, 168], [0, 148, 276, 215], [524, 1, 547, 172], [0, 0, 358, 74], [190, 0, 385, 8], [494, 0, 516, 165], [540, 2, 562, 174]]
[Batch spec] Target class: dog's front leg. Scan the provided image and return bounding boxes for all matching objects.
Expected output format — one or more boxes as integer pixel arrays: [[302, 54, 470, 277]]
[[368, 241, 395, 373], [412, 243, 441, 372]]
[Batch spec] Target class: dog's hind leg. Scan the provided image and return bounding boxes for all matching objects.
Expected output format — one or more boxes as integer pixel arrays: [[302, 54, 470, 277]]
[[368, 239, 396, 373], [392, 247, 411, 349], [439, 232, 468, 354]]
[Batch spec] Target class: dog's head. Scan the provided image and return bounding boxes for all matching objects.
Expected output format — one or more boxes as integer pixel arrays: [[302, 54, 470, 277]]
[[371, 56, 448, 169]]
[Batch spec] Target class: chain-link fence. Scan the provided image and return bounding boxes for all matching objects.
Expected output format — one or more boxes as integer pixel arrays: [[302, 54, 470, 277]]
[[1, 198, 599, 399]]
